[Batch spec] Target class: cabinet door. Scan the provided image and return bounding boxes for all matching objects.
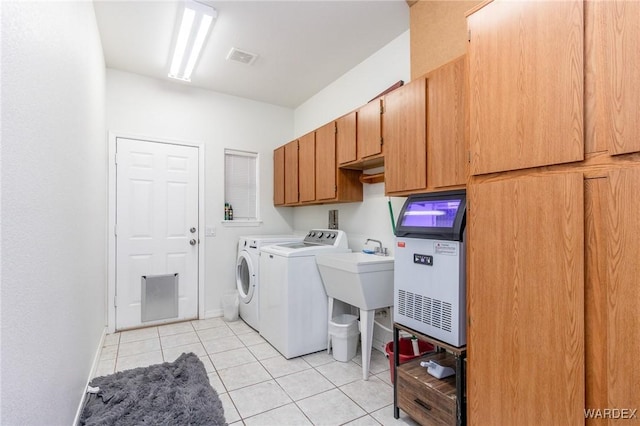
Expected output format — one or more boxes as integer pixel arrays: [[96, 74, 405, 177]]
[[298, 132, 315, 203], [427, 56, 467, 188], [468, 173, 584, 425], [468, 0, 584, 175], [316, 121, 337, 201], [273, 146, 285, 205], [383, 78, 427, 194], [337, 111, 357, 164], [284, 140, 298, 204], [592, 167, 640, 415], [357, 99, 382, 159], [586, 0, 640, 155]]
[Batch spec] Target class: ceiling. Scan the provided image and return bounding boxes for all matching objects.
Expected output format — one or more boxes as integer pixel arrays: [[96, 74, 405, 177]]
[[93, 1, 410, 109]]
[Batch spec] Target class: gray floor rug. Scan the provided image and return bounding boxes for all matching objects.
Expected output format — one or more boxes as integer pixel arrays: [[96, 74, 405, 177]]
[[80, 352, 226, 425]]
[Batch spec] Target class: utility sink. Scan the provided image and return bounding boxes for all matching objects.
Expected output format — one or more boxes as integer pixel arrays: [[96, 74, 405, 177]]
[[316, 252, 394, 380], [316, 252, 394, 311]]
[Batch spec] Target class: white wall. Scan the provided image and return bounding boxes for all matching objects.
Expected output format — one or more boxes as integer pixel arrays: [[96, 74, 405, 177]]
[[292, 31, 410, 253], [1, 2, 107, 424], [106, 70, 296, 317]]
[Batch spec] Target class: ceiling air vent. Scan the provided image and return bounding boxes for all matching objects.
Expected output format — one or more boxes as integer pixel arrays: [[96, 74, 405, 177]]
[[226, 47, 258, 65]]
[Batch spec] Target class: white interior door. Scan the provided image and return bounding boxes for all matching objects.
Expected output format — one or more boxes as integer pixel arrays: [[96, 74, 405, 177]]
[[116, 137, 199, 330]]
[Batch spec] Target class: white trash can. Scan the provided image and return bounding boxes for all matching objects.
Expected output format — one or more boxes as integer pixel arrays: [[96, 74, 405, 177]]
[[329, 314, 360, 362], [222, 291, 239, 322]]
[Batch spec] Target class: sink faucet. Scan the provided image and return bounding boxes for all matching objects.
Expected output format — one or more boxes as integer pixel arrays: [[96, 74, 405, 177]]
[[365, 238, 388, 256]]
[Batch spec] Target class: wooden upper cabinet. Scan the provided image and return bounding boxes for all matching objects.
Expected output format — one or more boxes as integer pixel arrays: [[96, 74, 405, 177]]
[[357, 99, 383, 159], [467, 0, 584, 175], [316, 121, 337, 201], [284, 140, 299, 204], [427, 55, 467, 188], [383, 78, 427, 194], [336, 111, 357, 165], [273, 146, 285, 206], [298, 131, 316, 203], [585, 0, 640, 155], [468, 172, 584, 425]]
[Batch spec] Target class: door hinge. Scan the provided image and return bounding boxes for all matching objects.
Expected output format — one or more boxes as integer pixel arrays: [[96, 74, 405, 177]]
[[334, 185, 337, 193], [334, 125, 338, 135], [468, 29, 471, 42], [114, 296, 117, 308], [114, 153, 118, 165], [380, 105, 384, 115], [114, 224, 117, 236], [380, 137, 384, 146]]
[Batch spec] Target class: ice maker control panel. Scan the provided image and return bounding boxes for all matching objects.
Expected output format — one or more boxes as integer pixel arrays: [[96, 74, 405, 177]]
[[413, 253, 433, 266]]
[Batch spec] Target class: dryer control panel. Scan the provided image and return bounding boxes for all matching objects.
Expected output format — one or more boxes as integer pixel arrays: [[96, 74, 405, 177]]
[[304, 229, 344, 246]]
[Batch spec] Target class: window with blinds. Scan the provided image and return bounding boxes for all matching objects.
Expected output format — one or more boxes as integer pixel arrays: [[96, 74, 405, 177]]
[[224, 149, 259, 221]]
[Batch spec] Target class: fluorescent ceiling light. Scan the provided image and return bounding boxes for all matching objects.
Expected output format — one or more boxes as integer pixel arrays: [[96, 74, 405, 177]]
[[168, 1, 217, 82]]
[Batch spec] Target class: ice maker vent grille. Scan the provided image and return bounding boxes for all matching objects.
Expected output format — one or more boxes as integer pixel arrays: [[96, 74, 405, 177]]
[[397, 289, 452, 333]]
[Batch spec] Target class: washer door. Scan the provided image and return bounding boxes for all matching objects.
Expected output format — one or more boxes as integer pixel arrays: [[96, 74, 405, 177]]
[[236, 251, 255, 303]]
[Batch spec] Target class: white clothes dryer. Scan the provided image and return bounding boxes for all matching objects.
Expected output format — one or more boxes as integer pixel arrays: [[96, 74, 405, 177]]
[[236, 235, 303, 331], [259, 229, 350, 358]]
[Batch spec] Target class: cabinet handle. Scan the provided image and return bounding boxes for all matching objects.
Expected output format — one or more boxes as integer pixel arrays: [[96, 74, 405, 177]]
[[414, 398, 432, 411]]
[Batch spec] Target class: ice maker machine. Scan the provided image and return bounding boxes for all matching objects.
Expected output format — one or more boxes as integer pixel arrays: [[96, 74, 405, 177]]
[[393, 189, 466, 347]]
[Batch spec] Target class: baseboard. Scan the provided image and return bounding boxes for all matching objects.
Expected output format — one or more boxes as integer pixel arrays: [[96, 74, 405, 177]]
[[73, 327, 107, 425], [204, 308, 223, 319]]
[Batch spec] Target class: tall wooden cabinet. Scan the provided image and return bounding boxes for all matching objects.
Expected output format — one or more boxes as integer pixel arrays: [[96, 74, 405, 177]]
[[467, 173, 585, 425], [585, 167, 640, 425], [466, 1, 640, 424]]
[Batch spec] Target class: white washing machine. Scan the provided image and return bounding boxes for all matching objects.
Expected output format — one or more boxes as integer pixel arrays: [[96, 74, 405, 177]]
[[236, 235, 303, 331], [259, 229, 350, 358]]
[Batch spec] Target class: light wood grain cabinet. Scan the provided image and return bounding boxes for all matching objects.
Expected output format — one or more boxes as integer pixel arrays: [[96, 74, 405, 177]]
[[383, 78, 427, 194], [467, 0, 584, 175], [273, 146, 285, 206], [427, 55, 467, 188], [273, 121, 362, 207], [298, 131, 315, 203], [283, 140, 298, 205], [585, 166, 640, 422], [316, 122, 337, 201], [383, 56, 467, 195], [316, 121, 363, 203], [585, 0, 640, 156], [464, 2, 640, 424], [467, 172, 585, 425], [357, 99, 383, 160], [336, 111, 357, 165]]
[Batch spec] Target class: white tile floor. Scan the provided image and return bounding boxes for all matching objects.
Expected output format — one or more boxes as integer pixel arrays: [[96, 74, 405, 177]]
[[95, 317, 420, 425]]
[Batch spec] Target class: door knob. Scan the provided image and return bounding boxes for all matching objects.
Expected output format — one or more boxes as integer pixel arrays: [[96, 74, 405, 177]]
[[189, 239, 197, 246], [190, 227, 196, 233]]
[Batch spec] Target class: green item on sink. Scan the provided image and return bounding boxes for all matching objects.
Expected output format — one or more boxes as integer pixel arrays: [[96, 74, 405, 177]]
[[388, 198, 396, 234]]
